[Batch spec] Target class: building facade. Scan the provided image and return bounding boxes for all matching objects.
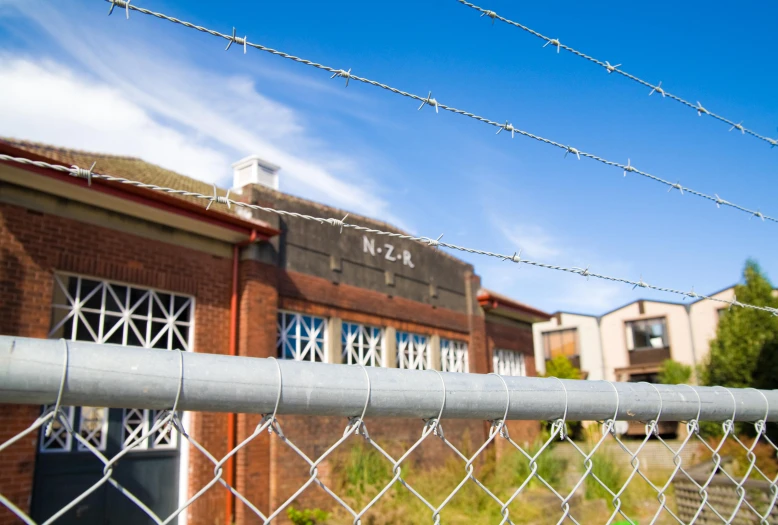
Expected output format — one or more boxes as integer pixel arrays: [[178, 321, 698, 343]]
[[533, 290, 739, 385], [0, 139, 549, 525]]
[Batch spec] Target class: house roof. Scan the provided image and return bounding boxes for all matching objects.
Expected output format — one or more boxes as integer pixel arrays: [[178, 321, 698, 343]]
[[477, 289, 551, 322], [0, 137, 283, 240], [1, 137, 484, 269]]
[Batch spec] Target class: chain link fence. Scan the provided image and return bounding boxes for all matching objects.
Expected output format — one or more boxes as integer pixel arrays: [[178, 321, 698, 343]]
[[2, 336, 777, 524]]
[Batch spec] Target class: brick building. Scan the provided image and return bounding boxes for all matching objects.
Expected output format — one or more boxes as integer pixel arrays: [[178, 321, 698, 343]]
[[0, 138, 549, 525]]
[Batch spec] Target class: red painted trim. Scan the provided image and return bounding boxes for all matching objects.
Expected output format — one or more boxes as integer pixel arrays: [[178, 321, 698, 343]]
[[0, 143, 280, 240], [477, 291, 551, 320], [225, 232, 258, 525]]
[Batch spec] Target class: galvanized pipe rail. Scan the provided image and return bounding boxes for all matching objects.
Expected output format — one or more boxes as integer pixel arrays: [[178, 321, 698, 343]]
[[1, 336, 775, 422]]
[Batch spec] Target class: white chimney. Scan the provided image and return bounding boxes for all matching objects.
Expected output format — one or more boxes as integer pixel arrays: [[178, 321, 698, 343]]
[[232, 155, 281, 190]]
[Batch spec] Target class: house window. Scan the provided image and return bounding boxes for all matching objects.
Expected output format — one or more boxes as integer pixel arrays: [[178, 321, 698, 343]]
[[122, 409, 178, 451], [441, 339, 469, 373], [77, 407, 108, 451], [397, 332, 429, 370], [43, 274, 193, 453], [342, 322, 384, 366], [277, 312, 327, 362], [39, 406, 75, 453], [49, 273, 193, 351], [493, 349, 526, 377], [542, 328, 578, 360], [625, 318, 668, 351]]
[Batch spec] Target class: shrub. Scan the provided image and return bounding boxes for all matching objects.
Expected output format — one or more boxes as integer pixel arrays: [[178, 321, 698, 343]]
[[585, 453, 623, 501], [287, 506, 330, 525]]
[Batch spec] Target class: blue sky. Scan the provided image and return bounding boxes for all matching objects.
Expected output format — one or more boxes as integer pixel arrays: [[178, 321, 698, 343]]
[[1, 0, 776, 314]]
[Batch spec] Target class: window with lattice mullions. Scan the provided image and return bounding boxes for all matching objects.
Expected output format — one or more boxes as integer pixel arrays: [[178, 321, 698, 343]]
[[441, 339, 469, 373], [43, 273, 193, 455], [342, 322, 384, 366], [397, 331, 430, 370], [277, 311, 327, 362], [493, 349, 526, 377], [49, 273, 193, 351]]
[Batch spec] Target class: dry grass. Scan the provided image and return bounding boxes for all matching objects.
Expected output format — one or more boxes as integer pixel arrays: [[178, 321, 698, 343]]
[[317, 436, 682, 524]]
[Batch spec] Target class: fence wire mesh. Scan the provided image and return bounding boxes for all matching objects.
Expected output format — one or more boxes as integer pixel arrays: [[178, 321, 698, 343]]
[[2, 338, 777, 525]]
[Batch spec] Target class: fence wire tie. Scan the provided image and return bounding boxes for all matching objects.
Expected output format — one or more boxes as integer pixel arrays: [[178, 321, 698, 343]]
[[730, 121, 745, 134], [330, 68, 352, 87], [346, 364, 372, 435], [71, 161, 97, 186], [543, 38, 561, 53], [45, 339, 70, 438], [564, 146, 581, 160], [496, 121, 515, 138], [225, 27, 247, 54], [604, 61, 621, 73], [623, 158, 635, 177], [480, 9, 497, 24], [107, 0, 130, 19], [549, 376, 569, 440], [418, 91, 439, 113], [425, 369, 447, 438], [206, 183, 231, 211], [649, 81, 665, 97]]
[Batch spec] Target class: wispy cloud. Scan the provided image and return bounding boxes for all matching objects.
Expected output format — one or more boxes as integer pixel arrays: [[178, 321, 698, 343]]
[[492, 218, 562, 260], [0, 0, 407, 227], [481, 215, 634, 313]]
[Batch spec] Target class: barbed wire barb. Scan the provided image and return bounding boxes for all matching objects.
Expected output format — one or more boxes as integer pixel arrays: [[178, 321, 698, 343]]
[[101, 0, 777, 225], [455, 0, 778, 148]]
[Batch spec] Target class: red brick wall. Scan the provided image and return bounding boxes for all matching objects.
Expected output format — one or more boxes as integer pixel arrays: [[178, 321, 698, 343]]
[[279, 271, 469, 334], [1, 199, 544, 525], [0, 202, 233, 525], [484, 318, 537, 376]]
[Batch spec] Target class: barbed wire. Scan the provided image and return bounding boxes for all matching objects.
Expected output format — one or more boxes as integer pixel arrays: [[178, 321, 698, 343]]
[[100, 0, 778, 225], [455, 0, 778, 149], [4, 152, 777, 317]]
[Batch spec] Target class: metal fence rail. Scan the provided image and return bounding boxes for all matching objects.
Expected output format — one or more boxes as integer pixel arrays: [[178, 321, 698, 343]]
[[2, 336, 778, 524]]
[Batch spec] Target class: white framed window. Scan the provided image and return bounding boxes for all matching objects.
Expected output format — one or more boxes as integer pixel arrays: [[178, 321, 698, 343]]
[[397, 332, 430, 370], [122, 409, 178, 450], [277, 311, 327, 362], [441, 339, 469, 373], [342, 322, 384, 366], [49, 273, 194, 351], [123, 408, 149, 450], [77, 407, 108, 451], [493, 349, 526, 377], [47, 273, 193, 454], [39, 406, 75, 453]]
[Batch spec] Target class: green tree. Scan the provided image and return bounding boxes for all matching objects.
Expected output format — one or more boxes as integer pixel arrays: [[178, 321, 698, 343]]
[[543, 356, 583, 439], [543, 355, 581, 380], [702, 259, 778, 389], [658, 359, 692, 385]]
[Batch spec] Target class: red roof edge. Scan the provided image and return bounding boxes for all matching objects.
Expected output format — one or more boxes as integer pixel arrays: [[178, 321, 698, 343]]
[[477, 289, 551, 321], [0, 142, 280, 240]]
